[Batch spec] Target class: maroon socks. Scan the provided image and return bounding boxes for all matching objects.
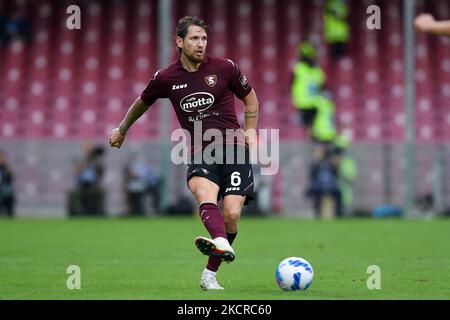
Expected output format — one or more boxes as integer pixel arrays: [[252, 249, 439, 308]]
[[199, 203, 227, 239], [198, 203, 238, 272]]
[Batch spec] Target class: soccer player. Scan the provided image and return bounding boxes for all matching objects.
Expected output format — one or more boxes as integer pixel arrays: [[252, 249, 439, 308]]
[[414, 13, 450, 37], [108, 16, 259, 290]]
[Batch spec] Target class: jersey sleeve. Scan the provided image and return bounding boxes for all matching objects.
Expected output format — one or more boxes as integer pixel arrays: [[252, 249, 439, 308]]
[[226, 60, 252, 100], [140, 70, 167, 106]]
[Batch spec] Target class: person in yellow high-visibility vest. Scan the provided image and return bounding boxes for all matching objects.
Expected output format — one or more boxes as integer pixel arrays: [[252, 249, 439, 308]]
[[324, 0, 349, 59], [291, 41, 325, 139], [310, 94, 337, 143], [333, 134, 357, 215]]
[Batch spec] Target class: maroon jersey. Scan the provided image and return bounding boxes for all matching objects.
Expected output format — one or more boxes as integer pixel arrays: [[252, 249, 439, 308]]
[[140, 55, 252, 152]]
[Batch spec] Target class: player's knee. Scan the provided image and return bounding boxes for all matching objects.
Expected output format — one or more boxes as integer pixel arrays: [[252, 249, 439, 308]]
[[223, 208, 241, 226], [192, 187, 214, 203], [188, 178, 219, 203]]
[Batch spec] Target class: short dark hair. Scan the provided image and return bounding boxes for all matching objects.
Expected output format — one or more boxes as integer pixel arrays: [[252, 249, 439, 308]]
[[175, 16, 208, 52]]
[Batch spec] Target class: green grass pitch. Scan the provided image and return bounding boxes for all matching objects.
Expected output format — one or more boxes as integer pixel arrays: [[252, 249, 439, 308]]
[[0, 216, 448, 300]]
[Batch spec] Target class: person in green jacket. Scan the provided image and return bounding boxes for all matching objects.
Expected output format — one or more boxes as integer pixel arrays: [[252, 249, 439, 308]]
[[324, 0, 350, 59], [291, 41, 326, 139], [310, 93, 337, 143], [333, 134, 357, 214]]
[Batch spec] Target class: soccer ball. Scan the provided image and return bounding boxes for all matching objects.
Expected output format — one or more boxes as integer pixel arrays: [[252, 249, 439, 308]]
[[275, 257, 314, 291]]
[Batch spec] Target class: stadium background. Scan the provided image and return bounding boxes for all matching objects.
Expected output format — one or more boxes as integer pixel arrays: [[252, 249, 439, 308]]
[[1, 0, 450, 218]]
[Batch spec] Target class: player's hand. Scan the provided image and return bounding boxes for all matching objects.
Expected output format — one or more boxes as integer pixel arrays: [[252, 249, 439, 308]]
[[414, 13, 436, 32], [109, 128, 125, 149]]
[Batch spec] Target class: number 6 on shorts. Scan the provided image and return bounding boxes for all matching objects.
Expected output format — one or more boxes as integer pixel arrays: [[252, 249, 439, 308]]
[[231, 171, 241, 186]]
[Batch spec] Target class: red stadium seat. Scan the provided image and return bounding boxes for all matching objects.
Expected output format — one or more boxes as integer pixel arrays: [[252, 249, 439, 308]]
[[0, 0, 444, 145]]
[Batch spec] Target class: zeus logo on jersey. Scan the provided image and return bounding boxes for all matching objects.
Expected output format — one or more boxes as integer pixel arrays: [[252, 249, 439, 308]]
[[180, 92, 215, 113], [172, 84, 187, 90]]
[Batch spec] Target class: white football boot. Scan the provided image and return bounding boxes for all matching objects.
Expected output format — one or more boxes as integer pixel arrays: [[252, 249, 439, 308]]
[[194, 236, 235, 263], [200, 269, 224, 290]]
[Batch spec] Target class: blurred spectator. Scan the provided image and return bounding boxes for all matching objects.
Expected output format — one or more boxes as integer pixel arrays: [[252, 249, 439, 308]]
[[67, 143, 106, 216], [306, 143, 342, 219], [333, 135, 357, 215], [291, 41, 326, 139], [124, 152, 161, 216], [306, 133, 357, 219], [323, 0, 349, 60], [310, 91, 337, 143], [0, 151, 15, 217], [0, 5, 30, 47]]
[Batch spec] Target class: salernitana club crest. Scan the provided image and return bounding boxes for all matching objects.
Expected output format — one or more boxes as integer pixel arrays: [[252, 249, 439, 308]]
[[205, 75, 217, 87]]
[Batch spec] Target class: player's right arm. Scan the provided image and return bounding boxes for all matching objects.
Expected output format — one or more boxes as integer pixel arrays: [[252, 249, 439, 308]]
[[109, 97, 149, 149], [109, 69, 166, 149], [414, 13, 450, 37]]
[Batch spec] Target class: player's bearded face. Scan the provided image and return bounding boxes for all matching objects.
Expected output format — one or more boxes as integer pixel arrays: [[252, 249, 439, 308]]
[[180, 26, 207, 63]]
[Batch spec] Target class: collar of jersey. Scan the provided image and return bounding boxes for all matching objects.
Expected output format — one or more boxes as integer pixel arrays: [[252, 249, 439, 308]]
[[177, 55, 210, 72]]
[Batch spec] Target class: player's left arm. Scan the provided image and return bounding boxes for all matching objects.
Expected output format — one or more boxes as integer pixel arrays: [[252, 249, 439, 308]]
[[242, 89, 259, 147], [414, 13, 450, 37]]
